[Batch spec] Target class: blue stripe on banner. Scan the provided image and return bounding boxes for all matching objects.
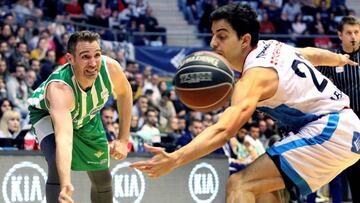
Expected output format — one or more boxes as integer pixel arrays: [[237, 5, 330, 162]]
[[267, 112, 339, 156], [267, 113, 339, 196], [279, 156, 312, 195]]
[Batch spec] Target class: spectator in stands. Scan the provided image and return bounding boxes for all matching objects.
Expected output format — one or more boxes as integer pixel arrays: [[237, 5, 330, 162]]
[[143, 72, 161, 105], [0, 23, 13, 43], [229, 127, 259, 173], [25, 69, 36, 92], [29, 58, 41, 74], [101, 106, 117, 142], [132, 72, 144, 99], [133, 23, 149, 46], [6, 63, 29, 120], [259, 11, 276, 35], [176, 118, 203, 148], [31, 37, 49, 60], [0, 98, 12, 119], [13, 0, 43, 23], [282, 0, 301, 22], [132, 95, 149, 127], [292, 13, 307, 36], [0, 110, 21, 149], [141, 6, 167, 45], [202, 113, 214, 128], [10, 41, 29, 71], [15, 26, 27, 44], [248, 124, 266, 155], [136, 108, 161, 144], [198, 0, 218, 44], [130, 115, 140, 133], [0, 76, 7, 100], [313, 23, 332, 49], [158, 90, 177, 130], [83, 0, 97, 17], [169, 89, 186, 117], [301, 0, 317, 16], [0, 59, 9, 78], [184, 0, 199, 25], [274, 12, 292, 42], [263, 0, 282, 21]]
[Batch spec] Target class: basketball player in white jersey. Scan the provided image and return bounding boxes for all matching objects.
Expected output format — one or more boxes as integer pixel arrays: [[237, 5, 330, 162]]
[[131, 4, 360, 203]]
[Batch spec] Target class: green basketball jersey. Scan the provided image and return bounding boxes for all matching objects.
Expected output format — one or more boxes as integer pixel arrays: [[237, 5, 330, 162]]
[[28, 56, 114, 171], [28, 56, 113, 129]]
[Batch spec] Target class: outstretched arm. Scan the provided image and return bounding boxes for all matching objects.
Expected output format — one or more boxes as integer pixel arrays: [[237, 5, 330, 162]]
[[296, 47, 358, 67], [130, 67, 278, 177]]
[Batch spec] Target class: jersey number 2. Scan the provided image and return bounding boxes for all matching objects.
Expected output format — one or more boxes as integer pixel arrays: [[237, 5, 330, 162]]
[[291, 54, 328, 92]]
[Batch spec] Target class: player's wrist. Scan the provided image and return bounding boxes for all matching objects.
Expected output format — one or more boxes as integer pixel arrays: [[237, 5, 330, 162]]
[[171, 151, 184, 167]]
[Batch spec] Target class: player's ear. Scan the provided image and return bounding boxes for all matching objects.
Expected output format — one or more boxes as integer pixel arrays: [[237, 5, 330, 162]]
[[241, 33, 251, 49], [65, 53, 74, 64]]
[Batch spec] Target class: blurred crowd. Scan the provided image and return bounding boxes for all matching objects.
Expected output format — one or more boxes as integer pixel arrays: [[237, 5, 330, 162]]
[[0, 0, 166, 46], [183, 0, 353, 47]]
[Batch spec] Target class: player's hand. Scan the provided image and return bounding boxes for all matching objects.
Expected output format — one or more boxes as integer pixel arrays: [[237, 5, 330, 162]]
[[129, 144, 177, 178], [110, 139, 128, 160], [338, 54, 358, 66], [59, 184, 74, 203]]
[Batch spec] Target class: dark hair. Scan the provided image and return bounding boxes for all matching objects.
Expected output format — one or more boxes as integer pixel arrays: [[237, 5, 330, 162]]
[[67, 31, 101, 55], [210, 3, 259, 46], [338, 16, 360, 32]]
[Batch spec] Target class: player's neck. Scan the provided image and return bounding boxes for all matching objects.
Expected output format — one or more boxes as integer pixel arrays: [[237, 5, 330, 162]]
[[237, 46, 254, 72]]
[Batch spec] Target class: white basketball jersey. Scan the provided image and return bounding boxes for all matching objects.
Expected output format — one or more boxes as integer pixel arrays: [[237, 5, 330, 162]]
[[243, 40, 350, 132]]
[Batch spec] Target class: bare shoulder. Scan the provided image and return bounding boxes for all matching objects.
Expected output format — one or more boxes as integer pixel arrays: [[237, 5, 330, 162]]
[[47, 81, 73, 93], [46, 81, 75, 108], [103, 55, 123, 73]]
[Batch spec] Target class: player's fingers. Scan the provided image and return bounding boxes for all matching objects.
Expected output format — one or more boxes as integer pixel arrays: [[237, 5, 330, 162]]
[[59, 194, 74, 203], [143, 144, 164, 154], [348, 59, 358, 66], [129, 161, 151, 168]]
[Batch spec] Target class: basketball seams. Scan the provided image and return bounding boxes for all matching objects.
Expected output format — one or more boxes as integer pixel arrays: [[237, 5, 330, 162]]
[[176, 64, 234, 83]]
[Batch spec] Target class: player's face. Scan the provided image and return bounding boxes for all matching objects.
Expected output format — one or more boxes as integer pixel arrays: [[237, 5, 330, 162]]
[[338, 24, 360, 52], [210, 19, 244, 71], [68, 41, 102, 89]]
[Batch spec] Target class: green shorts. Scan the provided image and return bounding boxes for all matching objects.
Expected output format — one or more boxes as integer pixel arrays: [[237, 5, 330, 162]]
[[72, 114, 110, 171], [32, 113, 109, 171]]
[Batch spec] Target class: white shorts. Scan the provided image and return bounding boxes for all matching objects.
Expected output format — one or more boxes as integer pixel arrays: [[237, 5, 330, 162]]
[[267, 109, 360, 195]]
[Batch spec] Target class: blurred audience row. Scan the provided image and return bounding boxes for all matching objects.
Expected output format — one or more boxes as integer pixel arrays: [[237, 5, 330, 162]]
[[0, 0, 166, 46], [186, 0, 353, 47]]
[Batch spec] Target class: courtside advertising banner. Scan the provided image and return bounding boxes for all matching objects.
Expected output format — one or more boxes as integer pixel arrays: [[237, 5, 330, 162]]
[[0, 152, 228, 203]]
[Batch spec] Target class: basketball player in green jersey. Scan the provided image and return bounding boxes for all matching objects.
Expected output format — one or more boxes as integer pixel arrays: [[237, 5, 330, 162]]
[[28, 31, 133, 203]]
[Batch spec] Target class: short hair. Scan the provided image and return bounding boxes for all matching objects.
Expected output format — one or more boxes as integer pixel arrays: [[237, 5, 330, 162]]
[[338, 16, 360, 32], [210, 3, 259, 47], [67, 31, 101, 55]]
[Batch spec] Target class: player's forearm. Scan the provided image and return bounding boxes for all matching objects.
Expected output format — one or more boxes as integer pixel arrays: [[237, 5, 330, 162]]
[[55, 135, 73, 188], [116, 87, 133, 142], [297, 47, 343, 66], [51, 110, 73, 188], [172, 124, 229, 167], [173, 104, 253, 168]]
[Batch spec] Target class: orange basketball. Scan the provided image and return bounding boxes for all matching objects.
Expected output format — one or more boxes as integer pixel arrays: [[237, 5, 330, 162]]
[[173, 51, 234, 112]]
